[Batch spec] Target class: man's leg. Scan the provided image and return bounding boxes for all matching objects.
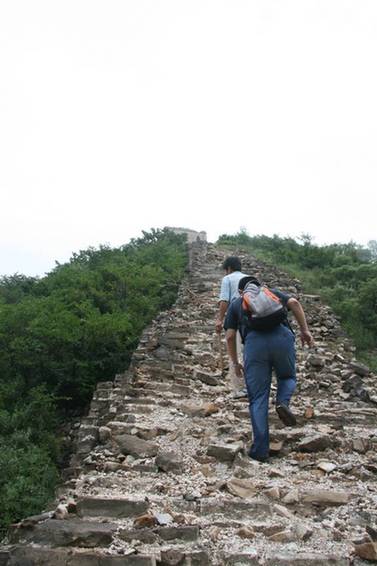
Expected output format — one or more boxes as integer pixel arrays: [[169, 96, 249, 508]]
[[228, 331, 247, 395], [243, 332, 272, 460], [271, 326, 297, 423]]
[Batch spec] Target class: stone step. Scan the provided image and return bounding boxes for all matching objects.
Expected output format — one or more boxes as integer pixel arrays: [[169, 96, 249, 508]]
[[123, 398, 157, 406], [80, 417, 98, 426], [118, 525, 200, 544], [219, 551, 350, 566], [103, 421, 136, 434], [116, 405, 154, 415], [93, 391, 113, 400], [76, 497, 149, 518], [264, 553, 350, 566], [158, 548, 210, 565], [9, 519, 117, 548], [169, 384, 193, 395], [232, 407, 377, 429], [134, 382, 172, 392], [200, 497, 272, 517], [97, 381, 114, 389], [75, 495, 274, 523], [90, 399, 110, 412], [139, 368, 174, 379], [106, 415, 137, 427], [9, 520, 202, 558], [2, 546, 156, 565]]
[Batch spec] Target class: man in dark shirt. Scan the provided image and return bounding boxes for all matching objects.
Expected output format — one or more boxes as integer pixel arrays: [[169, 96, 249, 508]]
[[224, 276, 314, 462]]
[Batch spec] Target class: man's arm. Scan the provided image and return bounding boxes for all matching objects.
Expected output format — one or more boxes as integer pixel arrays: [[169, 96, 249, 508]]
[[225, 329, 243, 377], [287, 297, 314, 347], [216, 277, 231, 333], [216, 300, 229, 334]]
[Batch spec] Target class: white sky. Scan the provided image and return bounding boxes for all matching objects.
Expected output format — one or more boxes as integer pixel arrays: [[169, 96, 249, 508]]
[[1, 1, 376, 276]]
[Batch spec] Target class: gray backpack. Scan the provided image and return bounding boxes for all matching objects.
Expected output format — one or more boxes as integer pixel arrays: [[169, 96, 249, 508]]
[[242, 282, 286, 331]]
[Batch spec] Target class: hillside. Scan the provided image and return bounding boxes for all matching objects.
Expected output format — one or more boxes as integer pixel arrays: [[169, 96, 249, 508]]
[[0, 229, 187, 533], [217, 232, 377, 372], [1, 236, 377, 565]]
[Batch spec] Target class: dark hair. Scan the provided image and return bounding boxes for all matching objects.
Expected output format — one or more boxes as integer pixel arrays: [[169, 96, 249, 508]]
[[238, 276, 261, 291], [222, 256, 242, 272]]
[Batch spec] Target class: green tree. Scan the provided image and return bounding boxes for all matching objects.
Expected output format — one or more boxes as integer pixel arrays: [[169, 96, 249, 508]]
[[0, 228, 187, 530]]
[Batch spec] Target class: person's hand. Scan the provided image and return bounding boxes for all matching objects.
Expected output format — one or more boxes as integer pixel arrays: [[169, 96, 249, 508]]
[[215, 319, 223, 334], [232, 362, 244, 378], [300, 330, 314, 347]]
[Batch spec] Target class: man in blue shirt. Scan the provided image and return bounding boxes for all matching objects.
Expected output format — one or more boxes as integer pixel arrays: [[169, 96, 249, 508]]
[[224, 275, 314, 462]]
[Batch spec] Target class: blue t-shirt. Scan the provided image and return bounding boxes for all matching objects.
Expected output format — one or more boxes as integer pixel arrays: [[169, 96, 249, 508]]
[[224, 288, 292, 342]]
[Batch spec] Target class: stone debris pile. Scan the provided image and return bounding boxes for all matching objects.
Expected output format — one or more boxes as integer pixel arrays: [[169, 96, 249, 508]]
[[1, 240, 377, 565]]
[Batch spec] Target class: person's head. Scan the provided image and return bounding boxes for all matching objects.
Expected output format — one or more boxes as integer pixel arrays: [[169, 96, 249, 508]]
[[238, 275, 261, 293], [222, 256, 242, 274]]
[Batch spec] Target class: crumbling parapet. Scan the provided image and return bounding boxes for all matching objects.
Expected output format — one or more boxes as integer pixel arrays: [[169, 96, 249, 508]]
[[165, 226, 207, 243]]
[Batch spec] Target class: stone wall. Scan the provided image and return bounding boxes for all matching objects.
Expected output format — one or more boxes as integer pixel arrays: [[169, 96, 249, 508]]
[[1, 241, 377, 565]]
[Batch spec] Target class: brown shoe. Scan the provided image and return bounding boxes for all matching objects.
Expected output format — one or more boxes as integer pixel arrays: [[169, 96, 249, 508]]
[[276, 404, 297, 426]]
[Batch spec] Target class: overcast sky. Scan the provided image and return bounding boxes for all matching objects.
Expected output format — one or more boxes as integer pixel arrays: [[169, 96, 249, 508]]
[[1, 1, 376, 276]]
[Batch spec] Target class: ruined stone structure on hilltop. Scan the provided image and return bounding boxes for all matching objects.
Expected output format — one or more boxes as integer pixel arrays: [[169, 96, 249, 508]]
[[1, 237, 377, 565], [166, 228, 207, 244]]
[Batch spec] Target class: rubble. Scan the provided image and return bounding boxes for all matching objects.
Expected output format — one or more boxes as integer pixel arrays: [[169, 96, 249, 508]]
[[1, 238, 377, 564], [298, 434, 334, 452], [155, 451, 184, 473]]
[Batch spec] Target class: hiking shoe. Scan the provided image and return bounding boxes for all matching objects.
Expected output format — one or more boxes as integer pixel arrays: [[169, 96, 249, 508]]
[[248, 450, 269, 463], [276, 404, 297, 426], [232, 388, 248, 400]]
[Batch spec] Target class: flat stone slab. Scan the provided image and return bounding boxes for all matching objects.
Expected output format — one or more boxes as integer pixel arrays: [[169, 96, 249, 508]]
[[9, 519, 117, 547], [300, 489, 350, 506], [155, 450, 184, 473], [5, 546, 156, 565], [265, 553, 349, 565], [354, 541, 377, 561], [307, 354, 326, 368], [349, 361, 370, 376], [160, 549, 210, 566], [193, 368, 220, 385], [221, 550, 259, 565], [226, 477, 258, 499], [114, 433, 158, 458], [119, 523, 199, 545], [207, 442, 243, 462], [158, 525, 199, 542], [200, 498, 271, 517], [298, 434, 333, 452], [77, 497, 149, 518], [118, 528, 157, 544]]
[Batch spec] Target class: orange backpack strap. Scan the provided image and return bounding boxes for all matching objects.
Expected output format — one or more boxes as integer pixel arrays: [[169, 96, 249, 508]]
[[262, 287, 281, 303]]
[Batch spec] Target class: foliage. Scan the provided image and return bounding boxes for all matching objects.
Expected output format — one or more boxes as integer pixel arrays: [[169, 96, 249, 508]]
[[217, 230, 377, 368], [0, 384, 59, 531], [0, 228, 187, 410], [0, 441, 58, 532], [0, 228, 187, 530]]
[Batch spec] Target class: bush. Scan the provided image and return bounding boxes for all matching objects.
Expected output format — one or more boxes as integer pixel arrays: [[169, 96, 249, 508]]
[[0, 229, 187, 411], [0, 438, 58, 531], [0, 228, 187, 530], [217, 230, 377, 364]]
